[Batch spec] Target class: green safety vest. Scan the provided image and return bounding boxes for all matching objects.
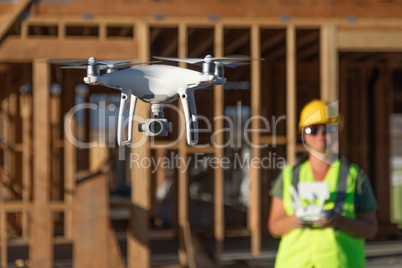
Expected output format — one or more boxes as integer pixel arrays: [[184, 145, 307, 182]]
[[275, 158, 365, 268]]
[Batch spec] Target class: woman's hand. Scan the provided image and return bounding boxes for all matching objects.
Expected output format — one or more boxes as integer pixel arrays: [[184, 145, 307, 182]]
[[315, 210, 341, 228], [268, 197, 304, 237], [316, 210, 378, 239]]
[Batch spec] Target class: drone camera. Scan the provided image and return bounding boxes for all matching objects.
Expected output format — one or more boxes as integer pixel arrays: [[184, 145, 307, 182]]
[[139, 118, 172, 136]]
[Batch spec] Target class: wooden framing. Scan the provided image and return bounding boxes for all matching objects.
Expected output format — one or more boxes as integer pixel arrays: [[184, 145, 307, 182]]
[[19, 93, 32, 240], [249, 24, 262, 258], [64, 116, 76, 240], [213, 22, 224, 266], [127, 21, 151, 268], [0, 3, 401, 266], [0, 0, 32, 40], [177, 23, 197, 268], [0, 210, 6, 268], [286, 25, 297, 165], [31, 60, 52, 268], [338, 29, 402, 51], [320, 23, 338, 103]]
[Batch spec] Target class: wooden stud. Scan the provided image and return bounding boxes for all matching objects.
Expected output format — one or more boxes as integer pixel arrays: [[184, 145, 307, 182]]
[[286, 25, 297, 165], [359, 65, 369, 173], [108, 227, 125, 268], [177, 23, 196, 268], [99, 22, 107, 41], [8, 92, 17, 198], [58, 21, 65, 41], [338, 61, 348, 157], [0, 210, 6, 268], [19, 93, 32, 240], [31, 60, 53, 268], [259, 135, 287, 145], [63, 75, 77, 241], [0, 0, 32, 40], [127, 21, 151, 268], [374, 64, 393, 225], [214, 22, 224, 267], [153, 148, 167, 220], [74, 173, 109, 268], [50, 93, 61, 201], [177, 25, 188, 254], [249, 24, 261, 259], [64, 116, 76, 240], [0, 97, 11, 201], [320, 23, 338, 102]]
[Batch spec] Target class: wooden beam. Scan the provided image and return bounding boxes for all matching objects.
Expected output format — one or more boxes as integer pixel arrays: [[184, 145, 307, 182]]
[[0, 0, 32, 41], [0, 37, 140, 62], [0, 96, 11, 201], [338, 29, 402, 52], [19, 15, 402, 29], [177, 23, 196, 268], [177, 22, 188, 267], [374, 65, 392, 222], [338, 61, 348, 157], [25, 1, 402, 22], [50, 93, 61, 201], [153, 148, 167, 220], [286, 25, 296, 165], [8, 92, 17, 198], [31, 60, 53, 268], [127, 21, 151, 268], [0, 210, 6, 268], [19, 93, 32, 240], [62, 71, 77, 241], [64, 116, 76, 240], [108, 227, 125, 268], [74, 173, 109, 268], [259, 135, 287, 145], [320, 23, 338, 102], [359, 66, 369, 174], [214, 22, 224, 267], [250, 24, 261, 259]]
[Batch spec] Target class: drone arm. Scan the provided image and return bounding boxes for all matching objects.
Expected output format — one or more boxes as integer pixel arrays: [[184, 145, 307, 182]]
[[179, 88, 198, 146], [117, 89, 138, 146]]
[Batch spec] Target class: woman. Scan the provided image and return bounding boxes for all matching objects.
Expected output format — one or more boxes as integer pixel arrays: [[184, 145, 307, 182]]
[[268, 99, 378, 268]]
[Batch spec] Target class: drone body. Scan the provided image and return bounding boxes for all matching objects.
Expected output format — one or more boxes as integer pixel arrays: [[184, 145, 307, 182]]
[[47, 55, 258, 146], [88, 65, 217, 104]]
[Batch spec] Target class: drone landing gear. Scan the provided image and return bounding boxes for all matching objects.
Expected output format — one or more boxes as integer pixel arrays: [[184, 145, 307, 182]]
[[179, 89, 199, 146], [117, 89, 138, 146]]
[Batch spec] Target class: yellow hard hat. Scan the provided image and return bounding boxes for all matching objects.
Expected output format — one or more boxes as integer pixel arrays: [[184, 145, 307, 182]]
[[298, 99, 341, 131]]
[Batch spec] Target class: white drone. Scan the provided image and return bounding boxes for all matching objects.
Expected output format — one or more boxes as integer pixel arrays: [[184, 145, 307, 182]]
[[47, 55, 258, 146]]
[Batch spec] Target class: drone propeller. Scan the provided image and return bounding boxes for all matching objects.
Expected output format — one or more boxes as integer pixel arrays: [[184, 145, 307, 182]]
[[60, 61, 159, 70], [154, 55, 261, 66], [44, 59, 89, 66], [44, 57, 158, 69]]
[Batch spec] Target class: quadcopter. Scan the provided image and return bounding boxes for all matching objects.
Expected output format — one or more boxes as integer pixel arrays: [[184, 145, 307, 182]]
[[46, 55, 259, 146]]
